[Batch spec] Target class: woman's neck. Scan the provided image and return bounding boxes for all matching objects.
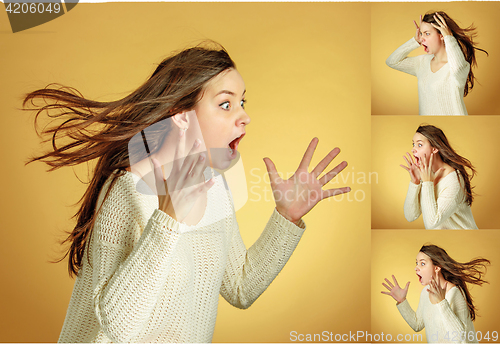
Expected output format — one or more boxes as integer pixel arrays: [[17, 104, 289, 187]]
[[433, 43, 448, 64], [440, 277, 455, 293], [431, 153, 447, 172]]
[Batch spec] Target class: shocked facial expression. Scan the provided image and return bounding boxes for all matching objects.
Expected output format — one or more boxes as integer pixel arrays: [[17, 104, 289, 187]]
[[193, 68, 250, 170], [415, 252, 439, 286], [412, 132, 437, 166], [419, 22, 444, 55]]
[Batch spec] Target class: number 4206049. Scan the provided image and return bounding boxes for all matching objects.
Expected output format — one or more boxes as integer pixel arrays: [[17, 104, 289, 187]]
[[5, 2, 62, 14]]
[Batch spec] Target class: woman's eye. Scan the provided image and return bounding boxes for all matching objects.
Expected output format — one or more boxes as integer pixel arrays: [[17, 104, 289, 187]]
[[240, 99, 246, 109], [220, 101, 230, 110]]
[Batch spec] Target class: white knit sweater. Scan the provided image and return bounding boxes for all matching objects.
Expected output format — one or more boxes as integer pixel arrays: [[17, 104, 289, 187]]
[[397, 286, 478, 343], [386, 36, 470, 115], [404, 171, 477, 230], [58, 169, 305, 343]]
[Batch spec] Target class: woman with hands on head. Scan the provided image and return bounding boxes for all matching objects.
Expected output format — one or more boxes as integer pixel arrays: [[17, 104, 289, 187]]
[[400, 124, 477, 229], [24, 43, 351, 343], [386, 11, 488, 115], [382, 244, 489, 343]]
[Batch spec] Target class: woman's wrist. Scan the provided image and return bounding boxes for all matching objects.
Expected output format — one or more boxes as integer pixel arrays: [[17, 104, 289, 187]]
[[421, 174, 432, 182], [276, 207, 301, 226]]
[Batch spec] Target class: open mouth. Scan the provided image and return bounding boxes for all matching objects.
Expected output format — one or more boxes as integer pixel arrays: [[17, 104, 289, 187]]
[[228, 132, 245, 157], [416, 273, 422, 283], [414, 155, 420, 165], [422, 43, 429, 53]]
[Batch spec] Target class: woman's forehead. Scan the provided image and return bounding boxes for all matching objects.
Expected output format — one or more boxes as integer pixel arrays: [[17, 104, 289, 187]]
[[417, 252, 430, 261], [420, 21, 437, 32], [204, 68, 245, 96], [413, 132, 428, 142]]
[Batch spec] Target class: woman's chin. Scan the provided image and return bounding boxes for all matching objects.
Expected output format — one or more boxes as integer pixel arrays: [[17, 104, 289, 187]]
[[208, 148, 236, 171]]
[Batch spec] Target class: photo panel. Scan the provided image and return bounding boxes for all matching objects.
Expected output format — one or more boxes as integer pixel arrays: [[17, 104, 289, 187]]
[[371, 2, 500, 116], [372, 230, 500, 343], [372, 116, 500, 230], [0, 2, 371, 342]]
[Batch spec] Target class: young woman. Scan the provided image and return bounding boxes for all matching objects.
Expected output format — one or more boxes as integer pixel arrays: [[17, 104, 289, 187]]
[[400, 125, 477, 229], [386, 11, 488, 115], [382, 244, 490, 343], [24, 44, 350, 342]]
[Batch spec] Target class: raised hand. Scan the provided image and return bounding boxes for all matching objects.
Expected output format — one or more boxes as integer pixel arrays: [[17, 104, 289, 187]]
[[427, 270, 447, 304], [400, 152, 421, 185], [418, 153, 445, 183], [413, 14, 423, 44], [431, 12, 451, 37], [153, 129, 214, 223], [381, 275, 410, 304], [263, 138, 350, 225]]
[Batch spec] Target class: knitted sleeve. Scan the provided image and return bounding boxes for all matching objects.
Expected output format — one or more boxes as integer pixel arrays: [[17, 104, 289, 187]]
[[444, 35, 470, 87], [220, 208, 305, 309], [404, 181, 422, 222], [397, 298, 425, 332], [91, 176, 187, 342], [435, 288, 471, 343], [420, 174, 462, 229], [386, 37, 422, 76]]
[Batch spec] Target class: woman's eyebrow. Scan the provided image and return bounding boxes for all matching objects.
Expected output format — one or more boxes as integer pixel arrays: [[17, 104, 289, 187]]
[[215, 89, 246, 97]]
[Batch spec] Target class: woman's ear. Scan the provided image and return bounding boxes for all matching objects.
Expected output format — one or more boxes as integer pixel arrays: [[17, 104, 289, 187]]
[[171, 112, 189, 130], [432, 147, 439, 154]]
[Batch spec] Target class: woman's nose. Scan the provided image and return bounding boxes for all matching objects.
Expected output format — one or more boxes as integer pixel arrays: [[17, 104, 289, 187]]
[[237, 110, 251, 127]]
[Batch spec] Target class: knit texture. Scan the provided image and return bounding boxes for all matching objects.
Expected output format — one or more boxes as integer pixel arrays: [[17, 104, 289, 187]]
[[58, 169, 305, 343], [386, 36, 470, 115], [397, 286, 478, 343], [404, 171, 477, 230]]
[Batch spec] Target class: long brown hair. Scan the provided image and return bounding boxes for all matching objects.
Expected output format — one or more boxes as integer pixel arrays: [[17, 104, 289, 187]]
[[24, 42, 235, 277], [422, 11, 488, 97], [417, 124, 476, 205], [420, 244, 490, 321]]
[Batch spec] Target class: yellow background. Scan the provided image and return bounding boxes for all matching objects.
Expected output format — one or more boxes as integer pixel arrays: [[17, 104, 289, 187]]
[[371, 116, 500, 230], [371, 2, 500, 115], [0, 3, 371, 342], [372, 230, 500, 343]]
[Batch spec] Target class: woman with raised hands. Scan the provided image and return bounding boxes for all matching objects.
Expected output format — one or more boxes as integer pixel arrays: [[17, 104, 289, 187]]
[[386, 11, 488, 115], [400, 124, 477, 229], [24, 43, 351, 343], [381, 244, 490, 343]]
